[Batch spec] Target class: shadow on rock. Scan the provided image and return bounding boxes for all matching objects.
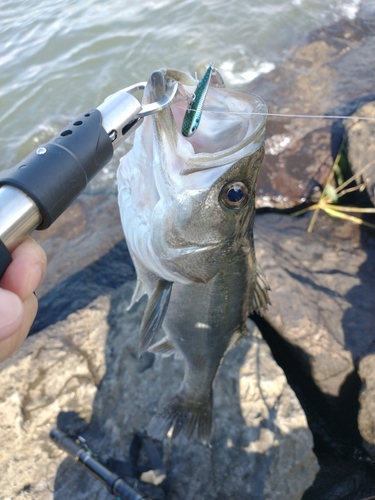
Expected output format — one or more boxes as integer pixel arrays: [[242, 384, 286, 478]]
[[30, 239, 136, 334], [342, 225, 375, 361], [253, 313, 375, 500], [342, 226, 375, 463]]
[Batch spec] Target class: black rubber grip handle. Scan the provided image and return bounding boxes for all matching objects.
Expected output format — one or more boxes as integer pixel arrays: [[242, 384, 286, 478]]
[[0, 239, 12, 281], [0, 109, 113, 230], [0, 108, 113, 280]]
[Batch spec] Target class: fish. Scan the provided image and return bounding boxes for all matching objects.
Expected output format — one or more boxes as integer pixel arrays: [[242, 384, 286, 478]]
[[117, 66, 271, 442], [181, 61, 214, 137]]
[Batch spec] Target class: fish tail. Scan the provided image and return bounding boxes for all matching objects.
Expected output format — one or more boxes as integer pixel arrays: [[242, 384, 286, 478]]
[[148, 390, 213, 442]]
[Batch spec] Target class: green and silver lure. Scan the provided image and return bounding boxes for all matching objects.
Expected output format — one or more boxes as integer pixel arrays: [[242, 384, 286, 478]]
[[181, 61, 214, 137]]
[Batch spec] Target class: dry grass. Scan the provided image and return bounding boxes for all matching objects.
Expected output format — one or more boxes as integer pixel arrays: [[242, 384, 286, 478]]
[[293, 142, 375, 232]]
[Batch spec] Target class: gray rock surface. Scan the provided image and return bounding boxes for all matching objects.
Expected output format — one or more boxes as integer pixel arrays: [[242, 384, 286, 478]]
[[0, 295, 109, 500], [255, 212, 375, 396], [247, 16, 375, 208], [3, 200, 375, 497], [344, 102, 375, 463], [358, 354, 375, 459], [0, 280, 318, 499], [345, 101, 375, 207], [255, 211, 375, 487], [33, 192, 124, 297]]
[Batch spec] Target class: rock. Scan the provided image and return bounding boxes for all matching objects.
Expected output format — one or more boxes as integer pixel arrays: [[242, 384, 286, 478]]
[[0, 295, 109, 500], [358, 354, 375, 459], [212, 322, 318, 500], [303, 452, 375, 500], [254, 210, 375, 486], [246, 15, 375, 208], [345, 101, 375, 206], [30, 238, 135, 334], [0, 274, 318, 499], [255, 212, 375, 397], [33, 192, 124, 297]]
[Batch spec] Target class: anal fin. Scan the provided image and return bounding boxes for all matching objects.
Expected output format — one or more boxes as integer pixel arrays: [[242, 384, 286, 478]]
[[139, 279, 173, 356]]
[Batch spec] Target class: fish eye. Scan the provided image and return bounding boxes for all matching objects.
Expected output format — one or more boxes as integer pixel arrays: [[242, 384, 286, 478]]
[[219, 181, 249, 210]]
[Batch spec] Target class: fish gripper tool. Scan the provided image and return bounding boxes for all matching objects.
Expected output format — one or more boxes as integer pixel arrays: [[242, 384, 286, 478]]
[[0, 79, 178, 279]]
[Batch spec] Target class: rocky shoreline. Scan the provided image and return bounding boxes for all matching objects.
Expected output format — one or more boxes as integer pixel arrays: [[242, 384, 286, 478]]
[[1, 10, 375, 500]]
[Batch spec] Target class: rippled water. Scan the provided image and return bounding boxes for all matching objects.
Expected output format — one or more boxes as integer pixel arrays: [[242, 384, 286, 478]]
[[0, 0, 363, 193]]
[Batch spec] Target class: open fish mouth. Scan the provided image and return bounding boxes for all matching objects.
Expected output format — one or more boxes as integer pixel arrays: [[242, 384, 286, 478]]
[[118, 68, 267, 284]]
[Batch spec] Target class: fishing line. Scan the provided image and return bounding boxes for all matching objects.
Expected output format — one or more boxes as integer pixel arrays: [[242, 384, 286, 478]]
[[228, 111, 375, 122], [175, 105, 375, 122]]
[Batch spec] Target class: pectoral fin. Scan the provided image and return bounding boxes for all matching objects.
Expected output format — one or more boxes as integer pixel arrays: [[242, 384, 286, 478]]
[[148, 337, 183, 359], [252, 261, 271, 314], [139, 279, 173, 356]]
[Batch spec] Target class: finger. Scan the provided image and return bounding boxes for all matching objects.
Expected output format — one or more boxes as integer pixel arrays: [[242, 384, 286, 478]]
[[0, 289, 24, 341], [0, 237, 47, 300], [0, 293, 37, 362]]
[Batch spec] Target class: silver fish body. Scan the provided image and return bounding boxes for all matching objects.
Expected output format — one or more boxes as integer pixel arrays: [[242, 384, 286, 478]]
[[117, 68, 270, 441]]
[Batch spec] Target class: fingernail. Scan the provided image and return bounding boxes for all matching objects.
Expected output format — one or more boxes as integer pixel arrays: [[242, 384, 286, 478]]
[[0, 291, 22, 340]]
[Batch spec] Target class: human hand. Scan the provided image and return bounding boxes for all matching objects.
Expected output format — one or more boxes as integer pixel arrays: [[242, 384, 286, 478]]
[[0, 237, 47, 361]]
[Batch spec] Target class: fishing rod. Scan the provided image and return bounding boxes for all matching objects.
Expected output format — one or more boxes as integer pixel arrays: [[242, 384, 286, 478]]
[[0, 80, 178, 280], [50, 429, 151, 500]]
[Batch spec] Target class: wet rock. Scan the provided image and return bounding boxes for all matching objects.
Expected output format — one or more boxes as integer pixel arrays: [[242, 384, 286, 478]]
[[247, 16, 375, 208], [345, 101, 375, 206], [0, 277, 318, 499]]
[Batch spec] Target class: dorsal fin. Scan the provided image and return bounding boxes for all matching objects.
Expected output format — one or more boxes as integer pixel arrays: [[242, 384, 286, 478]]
[[139, 279, 173, 356], [251, 261, 271, 314]]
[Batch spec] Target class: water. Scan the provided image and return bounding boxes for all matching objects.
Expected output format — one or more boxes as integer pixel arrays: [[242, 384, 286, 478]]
[[0, 0, 363, 194]]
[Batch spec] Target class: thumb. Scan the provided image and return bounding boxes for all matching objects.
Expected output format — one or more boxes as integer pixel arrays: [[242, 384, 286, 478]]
[[0, 289, 23, 341]]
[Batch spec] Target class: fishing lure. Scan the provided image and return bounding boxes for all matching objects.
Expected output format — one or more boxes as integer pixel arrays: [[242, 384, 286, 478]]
[[181, 61, 215, 137]]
